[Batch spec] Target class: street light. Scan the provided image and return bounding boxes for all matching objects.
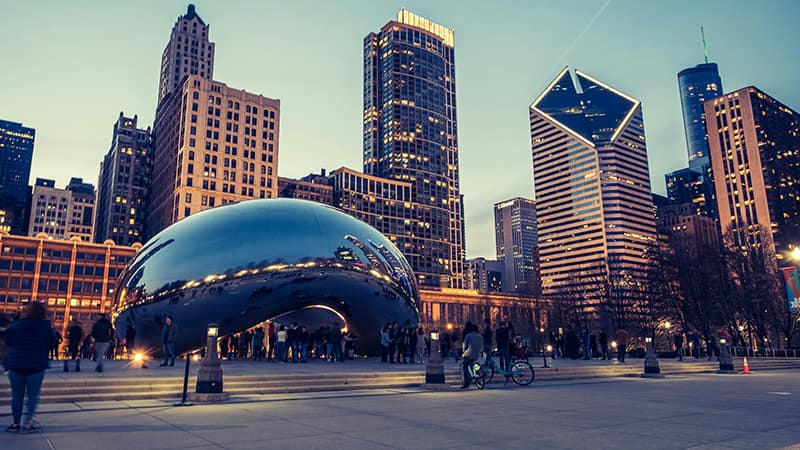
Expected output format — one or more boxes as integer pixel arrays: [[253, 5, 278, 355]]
[[792, 246, 800, 261]]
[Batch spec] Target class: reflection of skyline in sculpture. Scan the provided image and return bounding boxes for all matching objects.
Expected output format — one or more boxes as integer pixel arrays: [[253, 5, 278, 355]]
[[112, 199, 419, 356]]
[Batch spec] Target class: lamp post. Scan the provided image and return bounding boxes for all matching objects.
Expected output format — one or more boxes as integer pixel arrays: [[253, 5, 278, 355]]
[[191, 323, 230, 401], [539, 327, 549, 368], [424, 328, 445, 386], [663, 321, 672, 354]]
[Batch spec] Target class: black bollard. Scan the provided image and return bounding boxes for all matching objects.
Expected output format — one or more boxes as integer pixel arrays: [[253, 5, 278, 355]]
[[174, 352, 194, 407]]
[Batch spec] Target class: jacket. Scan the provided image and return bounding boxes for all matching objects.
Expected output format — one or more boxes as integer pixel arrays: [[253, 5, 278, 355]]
[[162, 323, 179, 344], [92, 318, 113, 342], [462, 331, 484, 360], [4, 319, 54, 373]]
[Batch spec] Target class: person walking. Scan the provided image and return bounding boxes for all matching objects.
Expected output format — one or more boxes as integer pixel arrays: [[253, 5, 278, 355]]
[[49, 331, 62, 361], [252, 327, 265, 361], [4, 302, 54, 433], [460, 322, 484, 389], [64, 320, 83, 372], [267, 323, 276, 361], [328, 324, 342, 363], [124, 324, 136, 359], [0, 312, 11, 372], [380, 325, 390, 363], [91, 313, 113, 372], [482, 319, 493, 354], [674, 332, 684, 361], [276, 326, 288, 362], [415, 327, 426, 363], [598, 331, 609, 360], [495, 321, 509, 371], [614, 328, 630, 363], [160, 315, 178, 367]]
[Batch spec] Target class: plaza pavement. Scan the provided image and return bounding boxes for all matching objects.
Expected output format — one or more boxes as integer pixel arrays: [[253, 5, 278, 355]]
[[3, 369, 800, 449]]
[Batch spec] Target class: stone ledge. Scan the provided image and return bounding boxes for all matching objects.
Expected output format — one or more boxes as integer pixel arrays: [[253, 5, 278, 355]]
[[187, 392, 230, 402]]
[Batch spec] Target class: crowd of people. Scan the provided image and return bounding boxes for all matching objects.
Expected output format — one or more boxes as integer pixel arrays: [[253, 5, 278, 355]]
[[379, 321, 428, 364], [218, 322, 357, 363]]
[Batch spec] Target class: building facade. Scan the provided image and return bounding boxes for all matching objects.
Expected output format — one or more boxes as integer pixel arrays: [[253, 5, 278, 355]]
[[656, 201, 720, 250], [494, 197, 539, 294], [363, 10, 465, 288], [0, 232, 138, 340], [148, 76, 280, 236], [158, 4, 215, 104], [464, 257, 504, 293], [706, 86, 800, 263], [28, 178, 95, 242], [95, 113, 152, 245], [678, 63, 723, 169], [0, 119, 35, 235], [530, 68, 657, 301], [329, 167, 414, 246], [278, 170, 333, 205], [664, 166, 716, 218]]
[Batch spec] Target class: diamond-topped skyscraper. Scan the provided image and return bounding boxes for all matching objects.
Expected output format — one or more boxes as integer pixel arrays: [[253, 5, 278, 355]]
[[363, 10, 464, 288], [530, 68, 656, 300]]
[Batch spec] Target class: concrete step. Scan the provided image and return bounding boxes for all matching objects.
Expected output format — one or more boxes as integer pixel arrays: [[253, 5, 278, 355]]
[[2, 359, 797, 406]]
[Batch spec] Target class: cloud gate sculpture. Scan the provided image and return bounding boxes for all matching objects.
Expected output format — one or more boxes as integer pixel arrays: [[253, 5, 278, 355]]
[[112, 199, 419, 356]]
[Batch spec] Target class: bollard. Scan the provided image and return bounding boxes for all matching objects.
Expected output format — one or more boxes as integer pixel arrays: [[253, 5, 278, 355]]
[[174, 352, 194, 407], [641, 337, 664, 379], [717, 338, 736, 374], [190, 323, 230, 402], [424, 329, 446, 386]]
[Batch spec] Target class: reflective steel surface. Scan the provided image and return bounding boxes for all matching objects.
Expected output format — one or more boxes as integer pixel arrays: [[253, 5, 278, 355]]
[[112, 199, 419, 356]]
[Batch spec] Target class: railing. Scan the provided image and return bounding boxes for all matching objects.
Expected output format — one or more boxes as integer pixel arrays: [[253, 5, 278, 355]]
[[729, 346, 800, 358]]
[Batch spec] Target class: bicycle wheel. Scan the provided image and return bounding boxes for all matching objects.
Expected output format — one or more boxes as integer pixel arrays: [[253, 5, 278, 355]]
[[511, 361, 534, 386], [473, 370, 486, 389], [479, 362, 494, 384]]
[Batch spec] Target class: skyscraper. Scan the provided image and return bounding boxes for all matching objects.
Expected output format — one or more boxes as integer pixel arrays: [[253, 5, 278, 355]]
[[678, 29, 723, 169], [363, 10, 464, 288], [678, 63, 722, 169], [95, 112, 152, 245], [148, 76, 280, 237], [664, 166, 716, 218], [148, 6, 280, 237], [158, 4, 215, 104], [494, 197, 539, 294], [0, 119, 35, 235], [28, 177, 95, 241], [705, 86, 800, 263], [530, 68, 656, 300]]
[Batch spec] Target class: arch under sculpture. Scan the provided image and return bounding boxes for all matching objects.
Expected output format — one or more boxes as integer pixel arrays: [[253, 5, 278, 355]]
[[112, 199, 419, 356]]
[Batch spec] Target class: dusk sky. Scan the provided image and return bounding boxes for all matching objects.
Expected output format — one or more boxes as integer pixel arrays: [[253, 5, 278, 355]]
[[2, 0, 798, 259]]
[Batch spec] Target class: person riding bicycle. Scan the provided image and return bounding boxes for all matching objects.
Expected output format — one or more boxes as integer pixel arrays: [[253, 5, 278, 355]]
[[460, 322, 484, 389]]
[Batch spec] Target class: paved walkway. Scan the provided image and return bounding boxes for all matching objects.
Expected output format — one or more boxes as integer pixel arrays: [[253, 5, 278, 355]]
[[4, 370, 800, 449]]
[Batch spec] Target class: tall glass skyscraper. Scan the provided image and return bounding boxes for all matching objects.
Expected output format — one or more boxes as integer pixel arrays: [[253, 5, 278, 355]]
[[0, 119, 35, 235], [494, 197, 539, 295], [678, 63, 722, 169], [530, 68, 656, 304], [363, 10, 464, 288]]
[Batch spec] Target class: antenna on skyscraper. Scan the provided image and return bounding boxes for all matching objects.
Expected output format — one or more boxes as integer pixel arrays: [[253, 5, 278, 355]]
[[701, 26, 709, 64]]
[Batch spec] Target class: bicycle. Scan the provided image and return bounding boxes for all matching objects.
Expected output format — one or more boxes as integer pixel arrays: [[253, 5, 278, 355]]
[[478, 351, 535, 386], [466, 359, 486, 389]]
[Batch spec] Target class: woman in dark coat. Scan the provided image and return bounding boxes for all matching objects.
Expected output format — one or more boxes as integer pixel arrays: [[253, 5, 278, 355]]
[[4, 302, 54, 433]]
